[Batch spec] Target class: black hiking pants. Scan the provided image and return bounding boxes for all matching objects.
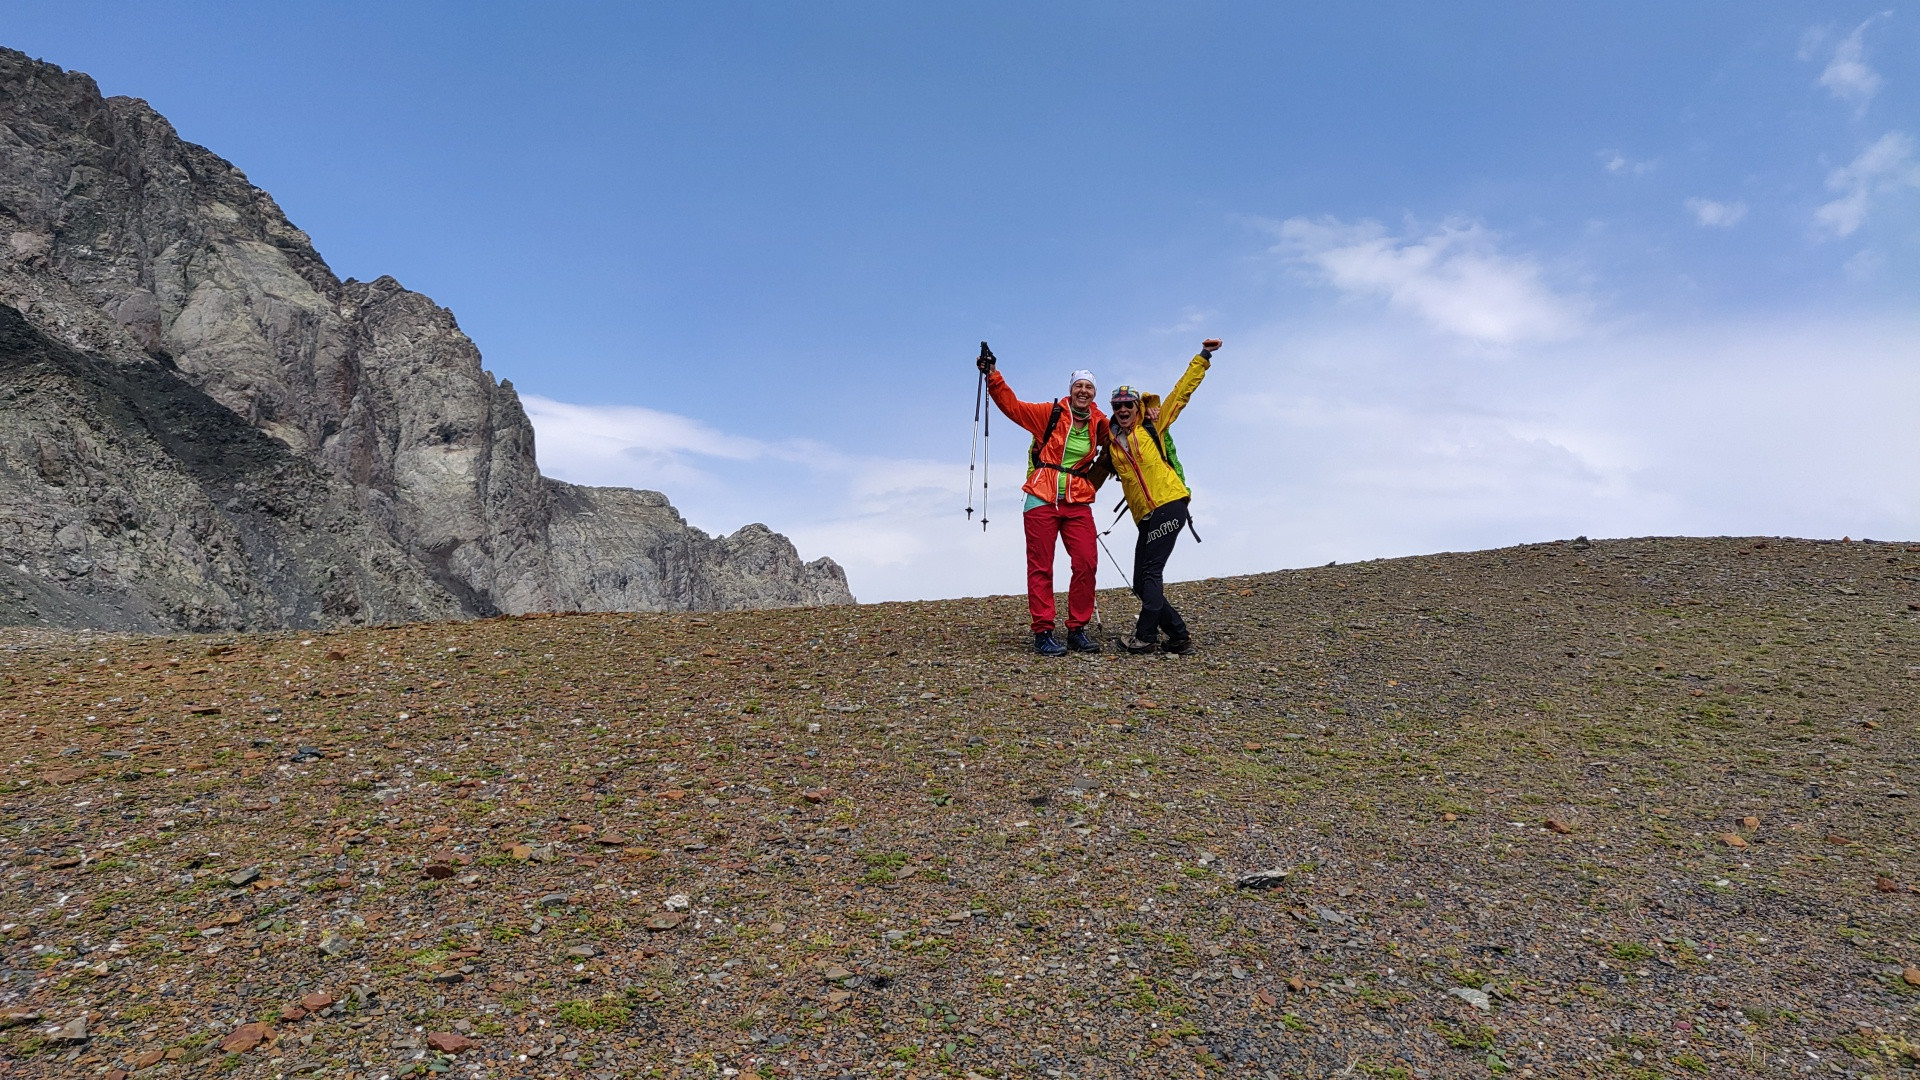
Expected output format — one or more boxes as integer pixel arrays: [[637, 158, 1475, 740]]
[[1132, 497, 1190, 643]]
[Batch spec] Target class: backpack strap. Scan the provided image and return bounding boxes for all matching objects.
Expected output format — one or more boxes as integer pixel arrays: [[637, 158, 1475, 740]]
[[1138, 417, 1198, 540], [1029, 402, 1105, 479], [1030, 402, 1063, 472], [1141, 418, 1174, 469]]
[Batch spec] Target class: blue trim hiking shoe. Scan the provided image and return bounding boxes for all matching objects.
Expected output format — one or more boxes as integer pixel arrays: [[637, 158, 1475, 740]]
[[1034, 632, 1067, 657], [1065, 628, 1102, 653]]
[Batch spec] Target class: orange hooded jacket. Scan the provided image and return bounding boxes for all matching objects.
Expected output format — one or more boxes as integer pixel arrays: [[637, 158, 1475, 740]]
[[985, 371, 1110, 506]]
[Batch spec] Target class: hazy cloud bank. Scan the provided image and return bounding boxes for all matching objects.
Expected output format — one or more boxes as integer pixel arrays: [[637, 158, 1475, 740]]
[[528, 310, 1920, 605], [1266, 217, 1589, 346]]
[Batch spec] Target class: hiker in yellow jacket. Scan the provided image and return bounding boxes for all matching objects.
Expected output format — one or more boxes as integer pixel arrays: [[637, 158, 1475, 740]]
[[1100, 339, 1217, 654]]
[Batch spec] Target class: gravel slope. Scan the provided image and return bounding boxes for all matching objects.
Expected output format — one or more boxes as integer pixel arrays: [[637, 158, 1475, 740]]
[[1, 536, 1916, 1079]]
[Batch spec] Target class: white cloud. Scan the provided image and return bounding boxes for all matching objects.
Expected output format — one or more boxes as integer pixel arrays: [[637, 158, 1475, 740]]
[[521, 395, 766, 482], [1685, 198, 1748, 227], [533, 309, 1920, 607], [1269, 217, 1587, 345], [1171, 316, 1920, 581], [522, 392, 1025, 602], [1154, 306, 1215, 334], [1843, 248, 1886, 280], [527, 312, 1920, 609], [1601, 152, 1655, 176], [1817, 19, 1885, 109], [1815, 131, 1920, 237]]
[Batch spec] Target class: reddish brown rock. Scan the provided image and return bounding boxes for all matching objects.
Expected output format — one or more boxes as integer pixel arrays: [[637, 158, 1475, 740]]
[[426, 1031, 473, 1054], [219, 1021, 273, 1053]]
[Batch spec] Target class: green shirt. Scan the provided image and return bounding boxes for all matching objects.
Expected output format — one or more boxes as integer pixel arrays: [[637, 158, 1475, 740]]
[[1024, 419, 1093, 510]]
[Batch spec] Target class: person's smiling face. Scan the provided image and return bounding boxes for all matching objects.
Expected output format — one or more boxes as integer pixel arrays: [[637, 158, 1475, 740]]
[[1070, 380, 1095, 410]]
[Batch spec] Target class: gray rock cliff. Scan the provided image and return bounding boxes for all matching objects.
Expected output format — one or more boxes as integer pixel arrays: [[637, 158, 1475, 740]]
[[0, 47, 852, 630], [0, 303, 463, 630]]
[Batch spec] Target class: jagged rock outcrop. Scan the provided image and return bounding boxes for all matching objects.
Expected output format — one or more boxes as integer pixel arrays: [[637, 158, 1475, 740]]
[[544, 482, 854, 611], [0, 304, 463, 630], [0, 46, 852, 630]]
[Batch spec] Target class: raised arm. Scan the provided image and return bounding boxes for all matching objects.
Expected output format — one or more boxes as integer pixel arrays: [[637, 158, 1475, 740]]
[[1157, 338, 1219, 429], [985, 369, 1062, 437]]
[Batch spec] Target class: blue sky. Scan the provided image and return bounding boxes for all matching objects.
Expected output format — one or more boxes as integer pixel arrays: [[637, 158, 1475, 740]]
[[11, 3, 1919, 601]]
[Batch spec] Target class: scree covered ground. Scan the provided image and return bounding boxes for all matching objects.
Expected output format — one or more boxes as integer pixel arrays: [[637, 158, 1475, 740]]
[[0, 536, 1917, 1080]]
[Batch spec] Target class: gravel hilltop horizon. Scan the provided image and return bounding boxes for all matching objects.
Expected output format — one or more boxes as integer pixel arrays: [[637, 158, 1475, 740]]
[[1, 535, 1917, 1079]]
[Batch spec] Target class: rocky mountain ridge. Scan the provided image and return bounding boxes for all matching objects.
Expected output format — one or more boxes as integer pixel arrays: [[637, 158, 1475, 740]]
[[0, 46, 851, 631]]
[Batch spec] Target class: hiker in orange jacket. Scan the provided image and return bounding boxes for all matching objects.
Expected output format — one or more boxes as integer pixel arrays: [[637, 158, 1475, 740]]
[[976, 345, 1110, 656]]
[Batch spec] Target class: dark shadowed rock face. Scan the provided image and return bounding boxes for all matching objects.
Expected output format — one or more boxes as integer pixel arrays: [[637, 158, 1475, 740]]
[[0, 304, 463, 630], [0, 47, 851, 630]]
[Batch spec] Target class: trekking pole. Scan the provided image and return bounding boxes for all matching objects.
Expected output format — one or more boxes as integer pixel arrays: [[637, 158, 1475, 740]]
[[965, 369, 982, 523], [978, 343, 991, 532], [1095, 530, 1132, 590], [980, 398, 991, 532]]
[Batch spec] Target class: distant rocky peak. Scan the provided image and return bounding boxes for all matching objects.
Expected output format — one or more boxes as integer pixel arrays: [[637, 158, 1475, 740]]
[[0, 45, 850, 631]]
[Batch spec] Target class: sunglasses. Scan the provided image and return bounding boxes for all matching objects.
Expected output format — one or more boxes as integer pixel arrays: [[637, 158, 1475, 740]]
[[1111, 400, 1138, 409]]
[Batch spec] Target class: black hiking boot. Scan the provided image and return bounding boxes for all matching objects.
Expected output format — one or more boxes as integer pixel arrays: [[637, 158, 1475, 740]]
[[1065, 628, 1101, 653], [1117, 634, 1157, 654], [1034, 632, 1067, 657], [1162, 635, 1193, 655]]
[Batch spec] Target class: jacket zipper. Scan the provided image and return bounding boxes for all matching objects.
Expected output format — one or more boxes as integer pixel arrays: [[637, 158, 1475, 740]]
[[1115, 428, 1159, 516], [1051, 416, 1091, 506]]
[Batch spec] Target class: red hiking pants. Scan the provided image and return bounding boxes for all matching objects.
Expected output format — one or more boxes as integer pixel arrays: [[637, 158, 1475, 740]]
[[1022, 501, 1097, 634]]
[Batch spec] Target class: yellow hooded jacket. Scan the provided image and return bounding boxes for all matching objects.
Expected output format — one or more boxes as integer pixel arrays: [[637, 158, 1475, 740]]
[[1103, 352, 1210, 523]]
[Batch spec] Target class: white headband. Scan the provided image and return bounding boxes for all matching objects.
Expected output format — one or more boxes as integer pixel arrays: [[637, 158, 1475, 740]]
[[1068, 369, 1096, 390]]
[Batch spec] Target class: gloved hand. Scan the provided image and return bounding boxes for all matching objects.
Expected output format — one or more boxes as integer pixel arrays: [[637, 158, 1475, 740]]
[[976, 342, 997, 373]]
